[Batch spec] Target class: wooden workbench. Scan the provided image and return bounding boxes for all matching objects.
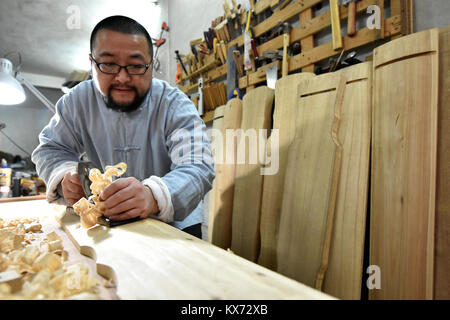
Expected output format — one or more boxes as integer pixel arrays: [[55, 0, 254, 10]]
[[0, 199, 335, 300]]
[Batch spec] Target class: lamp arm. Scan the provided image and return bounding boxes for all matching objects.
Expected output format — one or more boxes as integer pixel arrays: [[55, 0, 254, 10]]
[[15, 73, 56, 113]]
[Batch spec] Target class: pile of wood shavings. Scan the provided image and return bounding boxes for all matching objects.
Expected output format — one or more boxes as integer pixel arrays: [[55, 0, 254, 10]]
[[0, 217, 100, 300]]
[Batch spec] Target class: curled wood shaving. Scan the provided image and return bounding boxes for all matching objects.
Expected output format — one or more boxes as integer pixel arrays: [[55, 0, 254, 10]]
[[73, 162, 127, 228], [0, 217, 101, 300]]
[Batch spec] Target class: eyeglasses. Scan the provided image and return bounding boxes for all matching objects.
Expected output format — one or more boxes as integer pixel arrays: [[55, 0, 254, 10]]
[[90, 55, 152, 75]]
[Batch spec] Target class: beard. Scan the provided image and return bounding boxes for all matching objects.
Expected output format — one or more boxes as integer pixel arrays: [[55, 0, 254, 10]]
[[102, 85, 148, 112]]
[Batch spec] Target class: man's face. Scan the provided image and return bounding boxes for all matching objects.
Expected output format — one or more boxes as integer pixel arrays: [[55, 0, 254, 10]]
[[90, 29, 153, 112]]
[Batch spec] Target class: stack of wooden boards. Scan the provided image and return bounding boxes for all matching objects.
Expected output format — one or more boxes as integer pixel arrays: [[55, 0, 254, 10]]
[[202, 82, 228, 112], [208, 27, 450, 300]]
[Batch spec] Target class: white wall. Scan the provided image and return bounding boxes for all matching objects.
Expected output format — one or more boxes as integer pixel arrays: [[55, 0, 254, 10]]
[[0, 86, 61, 160], [168, 0, 250, 87]]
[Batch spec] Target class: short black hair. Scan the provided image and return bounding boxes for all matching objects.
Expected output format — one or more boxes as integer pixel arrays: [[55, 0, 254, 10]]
[[90, 15, 153, 59]]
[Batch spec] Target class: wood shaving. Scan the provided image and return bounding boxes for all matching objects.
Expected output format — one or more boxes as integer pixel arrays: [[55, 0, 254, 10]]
[[0, 217, 101, 300], [73, 162, 127, 228]]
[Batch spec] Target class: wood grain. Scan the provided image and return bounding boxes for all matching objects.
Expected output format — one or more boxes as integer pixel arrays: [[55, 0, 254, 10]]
[[0, 200, 336, 299], [209, 99, 243, 250], [322, 62, 372, 299], [208, 105, 226, 243], [276, 72, 345, 289], [258, 73, 315, 271], [435, 26, 450, 300], [231, 87, 274, 262], [370, 29, 439, 300]]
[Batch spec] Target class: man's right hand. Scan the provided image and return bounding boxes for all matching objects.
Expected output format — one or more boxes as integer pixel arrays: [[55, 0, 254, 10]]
[[61, 171, 84, 205]]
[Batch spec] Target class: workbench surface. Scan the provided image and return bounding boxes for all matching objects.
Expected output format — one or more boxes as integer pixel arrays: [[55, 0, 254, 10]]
[[0, 199, 335, 300]]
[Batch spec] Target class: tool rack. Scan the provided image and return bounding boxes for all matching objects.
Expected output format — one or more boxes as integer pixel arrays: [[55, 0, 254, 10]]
[[176, 0, 414, 123]]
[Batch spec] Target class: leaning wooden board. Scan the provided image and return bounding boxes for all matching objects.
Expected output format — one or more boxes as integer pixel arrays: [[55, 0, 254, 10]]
[[0, 200, 334, 299], [322, 62, 372, 300], [231, 87, 274, 262], [258, 73, 314, 271], [209, 99, 243, 250], [277, 72, 346, 290], [435, 25, 450, 300], [207, 105, 226, 242], [370, 29, 439, 300]]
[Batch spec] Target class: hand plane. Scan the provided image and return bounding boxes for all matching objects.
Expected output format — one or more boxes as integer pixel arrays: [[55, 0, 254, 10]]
[[76, 161, 140, 227]]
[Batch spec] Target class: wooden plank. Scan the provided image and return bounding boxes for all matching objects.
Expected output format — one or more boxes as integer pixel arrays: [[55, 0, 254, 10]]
[[290, 17, 400, 71], [299, 8, 315, 72], [277, 72, 345, 289], [330, 0, 343, 50], [208, 105, 226, 245], [254, 0, 273, 14], [258, 73, 315, 271], [209, 99, 243, 250], [201, 110, 215, 123], [231, 87, 274, 262], [322, 62, 372, 300], [29, 205, 336, 299], [370, 29, 439, 300], [0, 194, 46, 203], [240, 17, 400, 89], [435, 26, 450, 300], [257, 0, 378, 56], [227, 0, 323, 49]]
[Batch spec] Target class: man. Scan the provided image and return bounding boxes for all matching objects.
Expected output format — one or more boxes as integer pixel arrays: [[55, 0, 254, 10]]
[[32, 15, 215, 239]]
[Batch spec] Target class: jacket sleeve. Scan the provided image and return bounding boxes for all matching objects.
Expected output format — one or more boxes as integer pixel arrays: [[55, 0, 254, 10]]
[[160, 90, 215, 221], [31, 94, 83, 205]]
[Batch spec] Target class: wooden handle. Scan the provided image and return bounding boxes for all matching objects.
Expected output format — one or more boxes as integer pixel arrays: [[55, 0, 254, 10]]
[[282, 33, 290, 77], [233, 50, 244, 76], [330, 0, 343, 51], [347, 1, 357, 37]]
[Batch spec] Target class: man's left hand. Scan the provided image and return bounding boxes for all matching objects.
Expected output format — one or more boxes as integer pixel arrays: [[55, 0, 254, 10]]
[[100, 177, 159, 221]]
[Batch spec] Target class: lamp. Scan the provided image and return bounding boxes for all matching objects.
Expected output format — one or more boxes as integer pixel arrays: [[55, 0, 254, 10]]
[[0, 53, 55, 113]]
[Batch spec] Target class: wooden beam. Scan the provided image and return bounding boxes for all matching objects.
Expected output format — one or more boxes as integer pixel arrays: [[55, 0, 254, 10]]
[[299, 8, 315, 72], [238, 16, 400, 88], [257, 0, 379, 56]]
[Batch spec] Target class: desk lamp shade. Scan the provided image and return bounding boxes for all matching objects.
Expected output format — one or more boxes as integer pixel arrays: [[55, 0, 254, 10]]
[[0, 58, 26, 105]]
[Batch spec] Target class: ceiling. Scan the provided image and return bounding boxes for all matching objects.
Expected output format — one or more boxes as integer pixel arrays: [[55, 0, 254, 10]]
[[0, 0, 165, 81]]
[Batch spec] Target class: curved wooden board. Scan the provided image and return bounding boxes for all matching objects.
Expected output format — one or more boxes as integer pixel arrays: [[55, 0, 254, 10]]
[[258, 73, 315, 271], [276, 72, 345, 289], [231, 87, 274, 262], [370, 29, 439, 300], [209, 99, 243, 250], [322, 62, 372, 299]]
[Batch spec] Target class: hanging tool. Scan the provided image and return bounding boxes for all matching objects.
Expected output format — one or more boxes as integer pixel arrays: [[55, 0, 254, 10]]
[[330, 0, 343, 51], [343, 0, 358, 37], [152, 22, 169, 73], [260, 50, 283, 89], [198, 77, 204, 116], [280, 22, 291, 78], [243, 9, 254, 71], [175, 50, 188, 75]]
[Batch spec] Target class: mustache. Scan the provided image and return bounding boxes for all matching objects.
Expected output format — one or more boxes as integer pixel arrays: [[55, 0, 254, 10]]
[[110, 85, 137, 90]]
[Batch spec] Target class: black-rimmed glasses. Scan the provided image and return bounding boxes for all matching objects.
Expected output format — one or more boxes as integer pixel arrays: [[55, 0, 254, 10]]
[[90, 54, 152, 75]]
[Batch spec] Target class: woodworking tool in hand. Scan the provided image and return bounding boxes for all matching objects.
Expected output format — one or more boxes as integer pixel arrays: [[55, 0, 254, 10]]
[[77, 161, 139, 227]]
